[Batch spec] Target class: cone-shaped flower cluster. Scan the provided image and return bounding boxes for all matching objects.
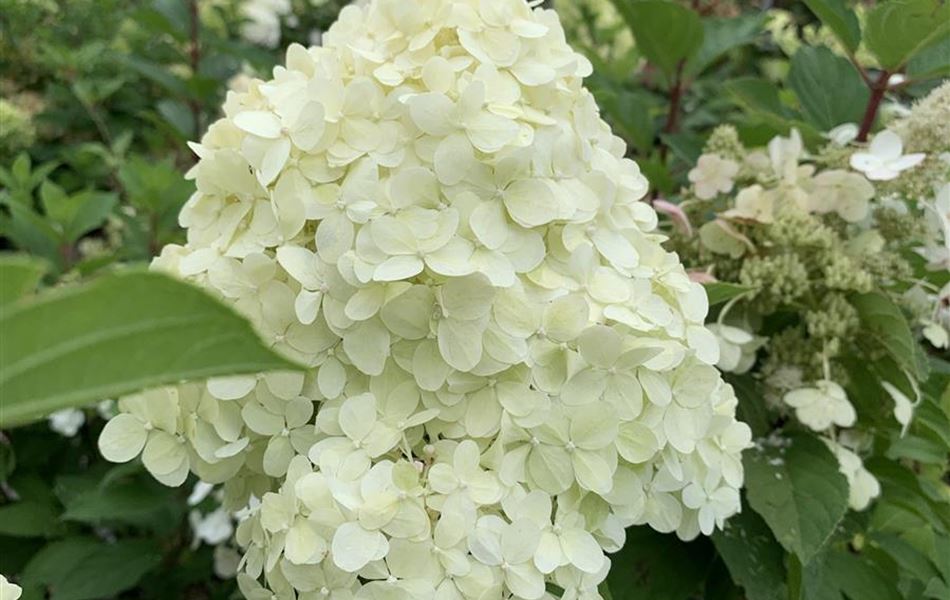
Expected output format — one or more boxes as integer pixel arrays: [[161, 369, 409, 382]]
[[99, 1, 750, 597]]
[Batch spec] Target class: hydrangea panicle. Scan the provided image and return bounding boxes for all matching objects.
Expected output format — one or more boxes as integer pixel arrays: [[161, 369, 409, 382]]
[[98, 1, 751, 598]]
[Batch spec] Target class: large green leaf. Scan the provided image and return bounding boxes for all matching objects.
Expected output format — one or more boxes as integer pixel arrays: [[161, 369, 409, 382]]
[[725, 374, 772, 438], [803, 0, 862, 54], [851, 291, 928, 381], [712, 506, 787, 600], [744, 431, 849, 563], [609, 0, 703, 80], [607, 526, 715, 600], [788, 46, 869, 130], [0, 270, 299, 427], [821, 550, 903, 600], [0, 255, 46, 307], [21, 537, 161, 600], [864, 0, 950, 70], [0, 501, 62, 538], [723, 77, 795, 120], [686, 13, 766, 77], [908, 36, 950, 79]]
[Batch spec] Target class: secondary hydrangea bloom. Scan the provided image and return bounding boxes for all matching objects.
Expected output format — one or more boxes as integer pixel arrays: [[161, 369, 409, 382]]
[[99, 1, 750, 598], [784, 380, 856, 432], [850, 130, 925, 181], [707, 324, 765, 374], [824, 439, 881, 511], [688, 154, 739, 200]]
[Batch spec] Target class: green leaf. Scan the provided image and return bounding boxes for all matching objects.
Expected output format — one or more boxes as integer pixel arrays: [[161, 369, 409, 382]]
[[886, 434, 947, 464], [0, 203, 61, 267], [744, 431, 849, 563], [787, 46, 869, 130], [10, 153, 31, 185], [117, 155, 193, 214], [851, 291, 928, 381], [724, 78, 792, 118], [725, 374, 772, 438], [0, 500, 61, 538], [823, 550, 904, 600], [61, 479, 172, 525], [872, 532, 941, 585], [660, 131, 704, 165], [22, 537, 161, 600], [0, 255, 46, 306], [686, 13, 766, 77], [609, 0, 703, 80], [38, 182, 117, 243], [712, 506, 787, 600], [607, 526, 715, 600], [803, 0, 862, 53], [156, 98, 196, 138], [0, 270, 300, 427], [907, 36, 950, 79], [704, 282, 753, 306], [62, 191, 118, 243], [864, 0, 950, 70]]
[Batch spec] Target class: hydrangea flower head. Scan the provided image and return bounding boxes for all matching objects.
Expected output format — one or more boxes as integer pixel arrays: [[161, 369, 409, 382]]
[[99, 1, 750, 597]]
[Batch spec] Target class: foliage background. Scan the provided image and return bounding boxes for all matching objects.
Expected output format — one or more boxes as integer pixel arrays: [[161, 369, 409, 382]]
[[0, 1, 947, 599]]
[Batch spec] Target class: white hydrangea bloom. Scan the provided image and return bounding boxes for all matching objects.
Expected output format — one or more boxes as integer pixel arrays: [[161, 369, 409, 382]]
[[99, 2, 750, 598], [783, 380, 856, 432], [191, 507, 236, 547], [824, 123, 858, 146], [706, 324, 765, 374], [688, 154, 739, 200], [849, 130, 925, 181], [823, 439, 881, 511]]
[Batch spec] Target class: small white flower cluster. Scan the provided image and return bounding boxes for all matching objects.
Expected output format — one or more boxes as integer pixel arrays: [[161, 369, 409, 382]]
[[99, 1, 751, 598], [704, 129, 878, 225]]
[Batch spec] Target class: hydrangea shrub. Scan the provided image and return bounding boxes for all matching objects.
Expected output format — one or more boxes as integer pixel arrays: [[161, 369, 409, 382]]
[[98, 0, 750, 597]]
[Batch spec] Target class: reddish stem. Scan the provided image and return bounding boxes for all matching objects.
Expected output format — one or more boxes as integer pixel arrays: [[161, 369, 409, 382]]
[[663, 60, 687, 135], [857, 70, 890, 142]]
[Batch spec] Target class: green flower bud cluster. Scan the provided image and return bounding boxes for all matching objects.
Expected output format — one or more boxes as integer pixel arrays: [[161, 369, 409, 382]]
[[739, 252, 809, 310], [822, 252, 874, 293], [765, 207, 836, 250], [704, 125, 745, 162], [805, 294, 859, 348], [761, 326, 824, 383], [860, 248, 912, 286], [815, 142, 854, 171], [874, 204, 929, 243]]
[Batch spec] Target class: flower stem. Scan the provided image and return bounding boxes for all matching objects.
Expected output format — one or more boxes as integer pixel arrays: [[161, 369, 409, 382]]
[[857, 70, 890, 142]]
